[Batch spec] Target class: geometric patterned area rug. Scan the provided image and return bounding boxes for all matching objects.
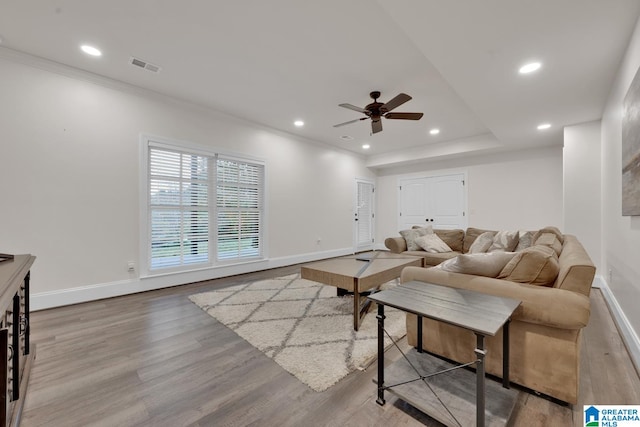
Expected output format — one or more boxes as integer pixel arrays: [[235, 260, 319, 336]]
[[188, 273, 406, 392]]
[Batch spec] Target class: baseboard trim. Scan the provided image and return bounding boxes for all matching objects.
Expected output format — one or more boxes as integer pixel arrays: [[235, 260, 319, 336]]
[[592, 274, 605, 288], [31, 247, 354, 311], [599, 280, 640, 375]]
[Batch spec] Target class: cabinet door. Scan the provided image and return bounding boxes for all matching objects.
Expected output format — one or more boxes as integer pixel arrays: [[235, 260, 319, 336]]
[[398, 178, 429, 230], [399, 174, 466, 230]]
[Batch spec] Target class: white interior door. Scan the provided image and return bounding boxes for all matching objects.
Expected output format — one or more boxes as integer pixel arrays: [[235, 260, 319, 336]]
[[354, 179, 375, 252], [398, 173, 466, 231]]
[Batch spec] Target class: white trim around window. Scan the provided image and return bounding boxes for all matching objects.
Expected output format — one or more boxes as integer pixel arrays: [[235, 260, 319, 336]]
[[139, 134, 266, 277]]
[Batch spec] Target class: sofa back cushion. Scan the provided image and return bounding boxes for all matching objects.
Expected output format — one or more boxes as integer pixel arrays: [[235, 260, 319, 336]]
[[532, 226, 565, 244], [497, 245, 559, 286], [464, 227, 496, 253], [434, 229, 464, 252], [439, 251, 517, 277], [534, 232, 563, 256]]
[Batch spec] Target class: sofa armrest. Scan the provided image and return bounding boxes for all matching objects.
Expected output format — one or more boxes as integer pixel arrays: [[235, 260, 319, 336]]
[[385, 237, 407, 253], [401, 266, 590, 330]]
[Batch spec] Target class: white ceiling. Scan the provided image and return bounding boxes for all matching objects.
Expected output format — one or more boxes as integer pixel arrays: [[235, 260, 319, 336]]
[[1, 0, 639, 167]]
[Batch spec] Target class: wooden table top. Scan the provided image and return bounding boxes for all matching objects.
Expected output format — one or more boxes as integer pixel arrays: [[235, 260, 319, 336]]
[[368, 280, 521, 336], [301, 252, 421, 279]]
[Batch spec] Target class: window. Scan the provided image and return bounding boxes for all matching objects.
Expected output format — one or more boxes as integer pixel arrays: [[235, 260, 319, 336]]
[[145, 140, 264, 272]]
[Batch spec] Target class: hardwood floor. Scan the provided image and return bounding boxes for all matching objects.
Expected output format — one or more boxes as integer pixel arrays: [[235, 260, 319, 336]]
[[20, 266, 640, 427]]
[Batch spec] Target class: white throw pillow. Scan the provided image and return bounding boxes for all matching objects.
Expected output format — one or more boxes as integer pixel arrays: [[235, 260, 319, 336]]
[[515, 230, 533, 252], [415, 233, 452, 253], [488, 230, 519, 252], [399, 226, 433, 251], [439, 252, 518, 277], [468, 231, 496, 253]]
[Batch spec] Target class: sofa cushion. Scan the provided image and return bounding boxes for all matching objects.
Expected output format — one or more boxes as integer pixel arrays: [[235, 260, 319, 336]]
[[515, 230, 534, 252], [434, 229, 464, 252], [439, 251, 517, 277], [532, 226, 564, 244], [468, 231, 496, 253], [463, 227, 496, 253], [399, 226, 433, 251], [534, 232, 563, 256], [415, 233, 452, 253], [497, 245, 559, 286], [488, 230, 519, 252], [421, 251, 461, 266]]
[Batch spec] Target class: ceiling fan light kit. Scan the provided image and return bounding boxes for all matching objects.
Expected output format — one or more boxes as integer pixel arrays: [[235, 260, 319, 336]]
[[334, 91, 423, 134]]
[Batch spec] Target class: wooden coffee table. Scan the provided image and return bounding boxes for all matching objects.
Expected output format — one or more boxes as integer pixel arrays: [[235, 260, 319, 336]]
[[300, 252, 422, 330]]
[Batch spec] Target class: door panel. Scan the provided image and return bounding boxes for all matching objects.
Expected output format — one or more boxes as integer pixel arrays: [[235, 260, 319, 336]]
[[354, 180, 375, 251], [399, 179, 429, 229], [399, 174, 466, 231]]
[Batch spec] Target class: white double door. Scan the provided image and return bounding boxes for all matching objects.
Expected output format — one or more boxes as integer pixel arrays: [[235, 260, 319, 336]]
[[398, 173, 466, 231]]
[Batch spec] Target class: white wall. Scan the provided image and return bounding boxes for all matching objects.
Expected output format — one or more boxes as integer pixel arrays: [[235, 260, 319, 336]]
[[375, 146, 563, 242], [0, 52, 375, 307], [601, 15, 640, 369], [563, 121, 602, 271]]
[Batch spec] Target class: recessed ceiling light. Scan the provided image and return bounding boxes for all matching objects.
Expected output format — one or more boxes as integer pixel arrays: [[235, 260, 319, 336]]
[[362, 144, 370, 150], [81, 45, 102, 57], [537, 123, 551, 130], [429, 128, 440, 135], [294, 120, 304, 127], [340, 135, 354, 141], [519, 62, 541, 74]]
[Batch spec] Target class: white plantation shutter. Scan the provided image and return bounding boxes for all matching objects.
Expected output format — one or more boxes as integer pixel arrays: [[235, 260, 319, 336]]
[[216, 158, 263, 261], [147, 143, 264, 271], [149, 148, 210, 269]]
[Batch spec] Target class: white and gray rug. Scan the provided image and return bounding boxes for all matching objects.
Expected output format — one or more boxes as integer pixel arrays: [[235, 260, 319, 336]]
[[189, 273, 406, 392]]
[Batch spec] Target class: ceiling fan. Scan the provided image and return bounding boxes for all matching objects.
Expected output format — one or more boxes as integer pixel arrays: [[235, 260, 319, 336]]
[[334, 91, 424, 134]]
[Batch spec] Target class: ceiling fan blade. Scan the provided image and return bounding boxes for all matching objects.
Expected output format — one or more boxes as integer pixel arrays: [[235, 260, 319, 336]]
[[381, 93, 411, 112], [385, 112, 424, 120], [371, 119, 383, 134], [333, 117, 367, 128], [338, 103, 367, 113]]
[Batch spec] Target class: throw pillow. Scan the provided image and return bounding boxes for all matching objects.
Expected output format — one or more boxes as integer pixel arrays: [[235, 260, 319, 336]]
[[533, 232, 563, 256], [399, 226, 433, 251], [497, 245, 560, 286], [463, 227, 495, 253], [515, 230, 533, 252], [488, 230, 519, 252], [415, 233, 452, 253], [468, 231, 496, 253], [439, 252, 517, 277]]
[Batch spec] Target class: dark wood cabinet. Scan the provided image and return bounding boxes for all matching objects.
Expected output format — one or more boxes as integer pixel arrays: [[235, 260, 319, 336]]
[[0, 255, 35, 427]]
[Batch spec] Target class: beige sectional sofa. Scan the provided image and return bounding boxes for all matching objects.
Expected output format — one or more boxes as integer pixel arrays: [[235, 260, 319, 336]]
[[385, 227, 596, 404]]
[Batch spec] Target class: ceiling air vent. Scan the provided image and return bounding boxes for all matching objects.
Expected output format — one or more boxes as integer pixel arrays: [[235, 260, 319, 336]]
[[129, 57, 161, 73]]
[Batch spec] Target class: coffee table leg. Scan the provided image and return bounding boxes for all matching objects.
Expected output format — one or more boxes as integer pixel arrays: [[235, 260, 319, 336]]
[[475, 333, 486, 427], [353, 278, 360, 331], [376, 303, 385, 405], [417, 315, 423, 353]]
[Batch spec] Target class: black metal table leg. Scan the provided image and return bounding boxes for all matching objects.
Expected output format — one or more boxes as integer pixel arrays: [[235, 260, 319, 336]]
[[475, 333, 486, 427], [376, 303, 385, 405], [503, 318, 510, 388]]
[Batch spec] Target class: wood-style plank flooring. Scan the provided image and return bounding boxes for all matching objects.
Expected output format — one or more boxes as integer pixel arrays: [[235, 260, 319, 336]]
[[20, 265, 640, 427]]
